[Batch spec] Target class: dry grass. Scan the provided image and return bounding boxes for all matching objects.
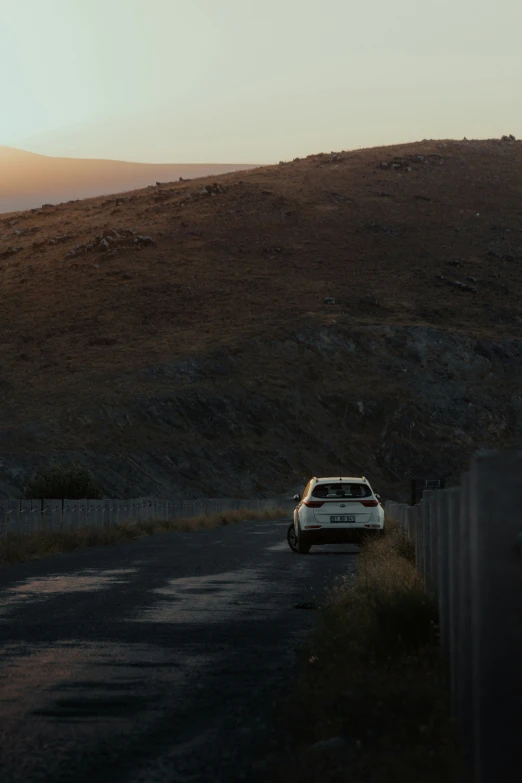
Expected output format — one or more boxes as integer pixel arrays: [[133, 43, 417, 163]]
[[257, 522, 467, 783], [0, 506, 288, 566]]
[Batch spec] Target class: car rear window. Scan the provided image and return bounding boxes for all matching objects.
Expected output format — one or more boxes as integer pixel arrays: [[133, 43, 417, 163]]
[[311, 483, 372, 499]]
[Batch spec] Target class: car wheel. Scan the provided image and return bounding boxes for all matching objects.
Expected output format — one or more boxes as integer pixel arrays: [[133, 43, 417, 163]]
[[297, 532, 311, 554], [287, 522, 299, 552]]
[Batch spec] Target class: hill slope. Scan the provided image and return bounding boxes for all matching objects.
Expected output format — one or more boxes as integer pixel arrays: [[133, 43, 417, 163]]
[[0, 146, 259, 213], [0, 137, 521, 500]]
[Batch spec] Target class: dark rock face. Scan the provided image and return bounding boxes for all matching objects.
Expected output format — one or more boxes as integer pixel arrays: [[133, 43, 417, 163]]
[[0, 324, 519, 503]]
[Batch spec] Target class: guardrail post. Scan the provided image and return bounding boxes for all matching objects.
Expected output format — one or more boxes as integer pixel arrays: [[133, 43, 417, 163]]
[[429, 491, 440, 594], [421, 491, 435, 591], [407, 504, 414, 540], [446, 486, 461, 715], [456, 471, 473, 757], [469, 450, 522, 783], [436, 489, 451, 665], [0, 500, 8, 536], [416, 500, 425, 576]]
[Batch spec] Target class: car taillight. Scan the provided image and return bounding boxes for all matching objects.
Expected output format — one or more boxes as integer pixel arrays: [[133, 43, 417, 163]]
[[304, 501, 324, 508], [361, 500, 379, 507]]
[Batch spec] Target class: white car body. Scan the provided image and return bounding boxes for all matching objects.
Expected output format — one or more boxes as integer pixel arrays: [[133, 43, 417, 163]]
[[292, 476, 384, 553]]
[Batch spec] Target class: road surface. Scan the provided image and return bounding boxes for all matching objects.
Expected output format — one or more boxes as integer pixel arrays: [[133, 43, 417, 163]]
[[0, 518, 358, 782]]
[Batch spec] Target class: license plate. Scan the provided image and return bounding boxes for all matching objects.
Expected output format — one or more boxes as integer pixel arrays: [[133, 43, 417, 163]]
[[330, 515, 356, 523]]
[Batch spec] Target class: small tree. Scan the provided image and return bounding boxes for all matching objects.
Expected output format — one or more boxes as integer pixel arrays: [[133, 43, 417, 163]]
[[23, 461, 103, 499]]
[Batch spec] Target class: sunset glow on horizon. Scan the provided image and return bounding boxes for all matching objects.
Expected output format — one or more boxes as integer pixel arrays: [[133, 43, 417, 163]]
[[2, 0, 521, 164]]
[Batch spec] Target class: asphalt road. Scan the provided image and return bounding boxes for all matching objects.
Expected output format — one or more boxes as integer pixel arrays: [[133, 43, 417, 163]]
[[0, 518, 358, 783]]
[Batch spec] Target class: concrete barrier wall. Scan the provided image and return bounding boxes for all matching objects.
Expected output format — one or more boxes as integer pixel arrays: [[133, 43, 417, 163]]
[[384, 449, 522, 783], [0, 495, 293, 535]]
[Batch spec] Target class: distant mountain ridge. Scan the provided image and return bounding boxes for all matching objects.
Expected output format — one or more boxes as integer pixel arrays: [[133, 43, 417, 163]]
[[0, 146, 260, 213]]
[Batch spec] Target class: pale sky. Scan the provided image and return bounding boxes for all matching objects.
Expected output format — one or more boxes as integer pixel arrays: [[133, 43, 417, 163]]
[[1, 0, 521, 163]]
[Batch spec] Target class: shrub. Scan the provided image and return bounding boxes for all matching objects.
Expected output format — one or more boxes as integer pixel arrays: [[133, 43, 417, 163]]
[[23, 461, 103, 499]]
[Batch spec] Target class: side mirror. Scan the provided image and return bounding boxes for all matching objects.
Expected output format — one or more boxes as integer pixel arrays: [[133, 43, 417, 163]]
[[293, 494, 300, 502], [375, 494, 381, 500]]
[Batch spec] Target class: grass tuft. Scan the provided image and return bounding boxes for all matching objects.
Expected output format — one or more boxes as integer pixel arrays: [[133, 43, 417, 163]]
[[0, 506, 288, 566]]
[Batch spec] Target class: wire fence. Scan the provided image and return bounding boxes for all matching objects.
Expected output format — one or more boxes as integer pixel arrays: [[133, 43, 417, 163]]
[[0, 496, 294, 536], [385, 448, 522, 783]]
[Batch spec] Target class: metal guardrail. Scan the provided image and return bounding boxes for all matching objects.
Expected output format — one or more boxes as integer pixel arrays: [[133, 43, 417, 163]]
[[0, 496, 294, 536], [385, 449, 522, 783]]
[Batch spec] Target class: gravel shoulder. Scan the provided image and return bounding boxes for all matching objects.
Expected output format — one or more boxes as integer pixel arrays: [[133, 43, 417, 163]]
[[0, 518, 358, 783]]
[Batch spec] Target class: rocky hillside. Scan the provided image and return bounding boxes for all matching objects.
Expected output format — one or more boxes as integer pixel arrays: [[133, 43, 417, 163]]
[[0, 137, 521, 501]]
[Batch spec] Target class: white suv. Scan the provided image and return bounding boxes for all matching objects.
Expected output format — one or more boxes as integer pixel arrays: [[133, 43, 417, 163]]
[[288, 476, 384, 553]]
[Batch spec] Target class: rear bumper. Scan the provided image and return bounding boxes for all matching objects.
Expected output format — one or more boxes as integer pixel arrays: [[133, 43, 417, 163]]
[[300, 527, 383, 545]]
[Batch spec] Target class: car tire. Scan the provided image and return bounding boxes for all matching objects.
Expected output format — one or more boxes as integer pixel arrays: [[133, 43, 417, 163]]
[[287, 522, 299, 552], [297, 532, 311, 554]]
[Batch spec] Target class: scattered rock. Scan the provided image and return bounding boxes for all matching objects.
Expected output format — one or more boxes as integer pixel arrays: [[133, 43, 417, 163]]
[[453, 280, 478, 293], [488, 250, 515, 262], [134, 235, 156, 247], [48, 233, 74, 245], [0, 246, 22, 260], [310, 736, 347, 750], [328, 191, 353, 204], [435, 275, 477, 293], [64, 228, 143, 259], [197, 182, 227, 196], [153, 189, 172, 203], [324, 297, 336, 305], [381, 154, 445, 171], [323, 152, 348, 164]]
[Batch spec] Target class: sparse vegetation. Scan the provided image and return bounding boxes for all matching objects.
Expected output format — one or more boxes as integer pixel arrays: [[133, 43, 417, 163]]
[[23, 461, 103, 500], [0, 506, 287, 566], [257, 520, 464, 783]]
